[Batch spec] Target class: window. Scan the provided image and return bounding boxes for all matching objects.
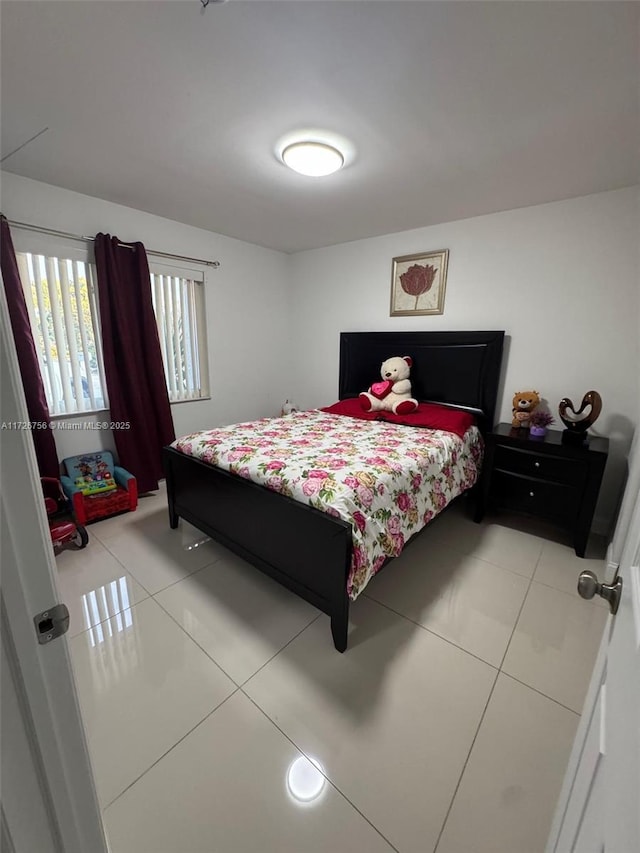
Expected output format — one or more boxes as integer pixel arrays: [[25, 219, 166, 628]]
[[149, 266, 209, 403], [16, 246, 209, 414], [16, 251, 108, 416]]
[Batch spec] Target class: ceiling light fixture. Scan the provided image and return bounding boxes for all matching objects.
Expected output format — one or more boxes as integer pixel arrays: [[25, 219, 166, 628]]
[[282, 141, 344, 177]]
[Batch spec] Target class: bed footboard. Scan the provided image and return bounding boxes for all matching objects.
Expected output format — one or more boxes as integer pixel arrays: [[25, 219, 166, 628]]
[[163, 446, 352, 651]]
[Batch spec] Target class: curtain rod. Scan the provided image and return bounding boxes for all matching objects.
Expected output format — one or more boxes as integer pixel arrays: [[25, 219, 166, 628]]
[[5, 219, 220, 268]]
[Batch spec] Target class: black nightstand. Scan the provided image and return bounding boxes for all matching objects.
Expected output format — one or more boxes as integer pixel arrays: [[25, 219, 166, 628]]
[[475, 423, 608, 557]]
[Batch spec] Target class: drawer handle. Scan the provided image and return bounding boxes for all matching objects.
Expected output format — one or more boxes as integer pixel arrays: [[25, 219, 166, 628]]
[[529, 491, 535, 497], [534, 461, 540, 468]]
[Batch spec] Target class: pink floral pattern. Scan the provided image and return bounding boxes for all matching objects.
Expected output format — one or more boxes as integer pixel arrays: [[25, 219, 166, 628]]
[[172, 410, 483, 600]]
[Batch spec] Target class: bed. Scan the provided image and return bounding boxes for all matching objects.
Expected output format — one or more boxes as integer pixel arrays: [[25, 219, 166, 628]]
[[163, 330, 505, 652]]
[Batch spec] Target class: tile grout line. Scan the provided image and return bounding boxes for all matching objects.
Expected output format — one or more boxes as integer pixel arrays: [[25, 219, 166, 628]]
[[87, 526, 157, 600], [83, 511, 579, 658], [72, 592, 247, 810], [240, 689, 400, 853], [237, 612, 324, 689], [66, 509, 321, 670], [395, 533, 539, 585], [76, 507, 390, 836], [500, 671, 581, 717], [361, 593, 501, 672], [77, 530, 151, 592], [149, 595, 243, 686], [87, 512, 548, 679], [429, 508, 552, 580], [432, 540, 545, 853], [87, 496, 166, 548], [499, 546, 607, 715], [69, 519, 224, 639], [100, 614, 395, 843], [152, 591, 323, 690], [529, 575, 609, 609], [463, 550, 538, 581], [144, 555, 223, 595], [94, 524, 222, 599], [76, 522, 330, 818], [70, 584, 240, 812], [101, 686, 241, 812], [79, 503, 575, 848], [66, 547, 218, 641], [496, 542, 544, 673], [431, 666, 501, 853], [68, 594, 152, 642]]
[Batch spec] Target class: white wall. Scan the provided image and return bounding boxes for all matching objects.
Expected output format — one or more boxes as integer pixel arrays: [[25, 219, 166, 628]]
[[288, 187, 640, 533], [2, 172, 637, 530], [1, 172, 292, 461]]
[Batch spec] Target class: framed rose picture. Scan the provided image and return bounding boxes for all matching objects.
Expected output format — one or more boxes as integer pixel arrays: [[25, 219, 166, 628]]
[[390, 249, 449, 316]]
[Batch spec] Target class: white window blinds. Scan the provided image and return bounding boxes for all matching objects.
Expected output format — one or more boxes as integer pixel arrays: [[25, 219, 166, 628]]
[[16, 251, 108, 416], [149, 267, 209, 403]]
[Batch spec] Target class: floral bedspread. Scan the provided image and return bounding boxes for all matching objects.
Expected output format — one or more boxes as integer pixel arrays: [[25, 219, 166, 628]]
[[172, 410, 483, 600]]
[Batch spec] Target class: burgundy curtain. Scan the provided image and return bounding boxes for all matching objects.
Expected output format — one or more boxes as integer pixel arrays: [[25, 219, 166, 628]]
[[1, 215, 59, 478], [94, 234, 175, 493]]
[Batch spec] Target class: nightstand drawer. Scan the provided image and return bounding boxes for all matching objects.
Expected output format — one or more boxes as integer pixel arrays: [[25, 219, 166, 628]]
[[476, 423, 609, 557], [493, 445, 586, 486], [493, 471, 580, 522]]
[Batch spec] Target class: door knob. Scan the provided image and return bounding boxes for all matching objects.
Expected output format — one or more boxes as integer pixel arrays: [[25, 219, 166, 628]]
[[577, 570, 622, 615]]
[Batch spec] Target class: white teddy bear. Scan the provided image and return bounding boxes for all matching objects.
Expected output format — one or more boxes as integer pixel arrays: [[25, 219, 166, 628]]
[[359, 355, 419, 415]]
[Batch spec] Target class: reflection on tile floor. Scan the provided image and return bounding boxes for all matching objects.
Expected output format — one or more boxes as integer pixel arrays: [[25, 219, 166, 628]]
[[58, 489, 607, 852], [69, 597, 235, 807], [56, 537, 150, 638]]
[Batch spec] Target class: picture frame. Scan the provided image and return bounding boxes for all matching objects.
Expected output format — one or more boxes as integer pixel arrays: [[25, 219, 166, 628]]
[[390, 249, 449, 316]]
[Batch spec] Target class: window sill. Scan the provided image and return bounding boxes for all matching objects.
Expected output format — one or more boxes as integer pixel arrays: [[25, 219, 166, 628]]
[[169, 397, 212, 406], [49, 409, 109, 421]]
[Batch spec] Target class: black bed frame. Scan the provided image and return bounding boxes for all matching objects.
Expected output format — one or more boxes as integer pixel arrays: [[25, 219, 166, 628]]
[[163, 330, 505, 652]]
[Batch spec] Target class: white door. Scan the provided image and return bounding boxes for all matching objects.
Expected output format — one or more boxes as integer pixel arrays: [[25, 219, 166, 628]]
[[0, 277, 108, 853], [546, 458, 640, 852]]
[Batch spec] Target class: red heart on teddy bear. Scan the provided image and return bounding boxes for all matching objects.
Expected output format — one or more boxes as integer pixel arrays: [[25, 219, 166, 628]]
[[370, 380, 393, 399]]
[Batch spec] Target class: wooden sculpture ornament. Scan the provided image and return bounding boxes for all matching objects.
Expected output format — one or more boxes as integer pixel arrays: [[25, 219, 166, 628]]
[[558, 391, 602, 433]]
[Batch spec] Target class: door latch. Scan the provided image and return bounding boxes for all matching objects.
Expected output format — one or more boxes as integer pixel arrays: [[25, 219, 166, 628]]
[[33, 604, 70, 644]]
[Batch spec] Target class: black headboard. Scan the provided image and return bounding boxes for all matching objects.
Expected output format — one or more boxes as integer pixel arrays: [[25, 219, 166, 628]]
[[339, 331, 505, 433]]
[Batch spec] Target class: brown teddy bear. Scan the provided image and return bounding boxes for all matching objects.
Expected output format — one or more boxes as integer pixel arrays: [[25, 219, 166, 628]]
[[512, 390, 541, 428]]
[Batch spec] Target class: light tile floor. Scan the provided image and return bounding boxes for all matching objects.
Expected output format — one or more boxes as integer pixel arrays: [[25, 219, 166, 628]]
[[56, 486, 609, 853]]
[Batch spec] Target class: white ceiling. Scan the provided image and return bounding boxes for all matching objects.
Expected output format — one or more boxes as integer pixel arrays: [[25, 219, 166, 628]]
[[1, 1, 638, 254]]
